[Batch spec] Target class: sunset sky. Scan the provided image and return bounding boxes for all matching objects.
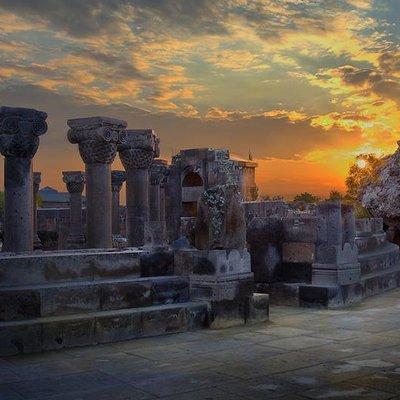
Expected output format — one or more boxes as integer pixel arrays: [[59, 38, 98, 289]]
[[0, 0, 399, 199]]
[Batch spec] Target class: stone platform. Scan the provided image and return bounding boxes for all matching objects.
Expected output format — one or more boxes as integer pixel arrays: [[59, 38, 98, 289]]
[[0, 249, 208, 355], [0, 289, 399, 399]]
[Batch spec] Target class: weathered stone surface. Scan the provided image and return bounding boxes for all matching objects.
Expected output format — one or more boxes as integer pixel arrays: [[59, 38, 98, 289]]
[[68, 117, 127, 249], [247, 217, 283, 244], [63, 171, 85, 249], [0, 106, 48, 253], [101, 280, 152, 310], [111, 170, 125, 239], [42, 317, 97, 351], [0, 321, 41, 355], [0, 290, 41, 321], [195, 184, 246, 250], [282, 242, 315, 264], [141, 306, 187, 336], [283, 216, 317, 243], [95, 312, 141, 344], [118, 129, 160, 247], [151, 276, 189, 305], [0, 249, 142, 287], [246, 293, 269, 324]]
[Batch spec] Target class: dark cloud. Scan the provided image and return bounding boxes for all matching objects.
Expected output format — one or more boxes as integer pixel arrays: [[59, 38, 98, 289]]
[[0, 0, 129, 38], [337, 65, 382, 86], [378, 51, 400, 73]]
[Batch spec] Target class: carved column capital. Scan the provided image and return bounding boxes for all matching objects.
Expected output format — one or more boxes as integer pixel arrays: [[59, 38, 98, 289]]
[[0, 106, 48, 159], [150, 160, 168, 186], [67, 117, 127, 164], [111, 170, 126, 193], [118, 129, 159, 170], [63, 171, 85, 194]]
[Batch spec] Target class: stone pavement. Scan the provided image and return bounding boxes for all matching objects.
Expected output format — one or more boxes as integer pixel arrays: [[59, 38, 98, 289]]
[[1, 290, 400, 400]]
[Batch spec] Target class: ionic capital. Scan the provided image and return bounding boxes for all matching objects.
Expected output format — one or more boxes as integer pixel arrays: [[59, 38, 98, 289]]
[[118, 129, 160, 170], [111, 170, 126, 192], [63, 171, 85, 194], [67, 116, 127, 164], [0, 106, 48, 159]]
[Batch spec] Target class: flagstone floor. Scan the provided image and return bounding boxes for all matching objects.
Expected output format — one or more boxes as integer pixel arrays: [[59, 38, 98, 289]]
[[1, 290, 400, 400]]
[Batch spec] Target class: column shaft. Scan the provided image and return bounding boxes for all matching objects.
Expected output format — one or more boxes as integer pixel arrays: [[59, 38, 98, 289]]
[[86, 164, 112, 248], [112, 190, 121, 235], [126, 168, 149, 246], [149, 183, 160, 221], [160, 186, 166, 222], [69, 192, 84, 238], [3, 157, 33, 252]]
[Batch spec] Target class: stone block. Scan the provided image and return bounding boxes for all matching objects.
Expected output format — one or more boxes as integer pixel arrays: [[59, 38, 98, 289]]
[[141, 306, 187, 336], [101, 280, 152, 311], [0, 321, 42, 356], [140, 250, 174, 277], [151, 277, 189, 305], [41, 284, 101, 317], [246, 216, 283, 244], [282, 242, 315, 264], [0, 289, 41, 321], [246, 293, 269, 324], [283, 216, 317, 243], [42, 316, 97, 351], [144, 221, 166, 246], [355, 218, 372, 236], [185, 303, 209, 329], [95, 311, 142, 344], [249, 242, 281, 283]]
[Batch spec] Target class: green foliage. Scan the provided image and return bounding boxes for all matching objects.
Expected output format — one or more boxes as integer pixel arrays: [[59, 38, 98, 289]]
[[345, 153, 382, 201], [36, 194, 43, 208], [327, 190, 344, 201], [293, 192, 320, 203]]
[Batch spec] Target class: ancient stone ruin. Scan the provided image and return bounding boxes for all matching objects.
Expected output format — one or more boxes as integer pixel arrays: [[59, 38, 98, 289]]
[[0, 105, 399, 356]]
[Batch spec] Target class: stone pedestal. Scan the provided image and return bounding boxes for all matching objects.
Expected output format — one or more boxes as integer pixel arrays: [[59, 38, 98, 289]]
[[62, 171, 85, 249], [0, 106, 48, 253], [67, 116, 127, 249], [33, 172, 43, 250], [312, 202, 360, 286], [118, 129, 159, 247]]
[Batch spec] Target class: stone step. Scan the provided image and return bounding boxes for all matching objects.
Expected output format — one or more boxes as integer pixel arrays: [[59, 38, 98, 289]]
[[358, 243, 400, 276], [0, 301, 209, 356], [361, 265, 400, 298], [0, 249, 143, 287], [0, 276, 190, 321]]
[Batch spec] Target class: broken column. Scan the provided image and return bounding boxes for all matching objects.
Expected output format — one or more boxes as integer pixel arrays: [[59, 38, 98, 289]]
[[312, 202, 360, 286], [0, 106, 48, 252], [67, 117, 127, 249], [33, 172, 43, 250], [111, 170, 125, 240], [118, 129, 159, 247], [62, 171, 85, 249]]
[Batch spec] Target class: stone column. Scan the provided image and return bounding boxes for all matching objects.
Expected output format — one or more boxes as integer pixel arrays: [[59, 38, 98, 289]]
[[67, 117, 127, 249], [118, 129, 159, 247], [159, 168, 168, 222], [33, 172, 43, 249], [111, 170, 125, 238], [63, 171, 85, 249], [0, 106, 48, 253], [149, 160, 168, 221]]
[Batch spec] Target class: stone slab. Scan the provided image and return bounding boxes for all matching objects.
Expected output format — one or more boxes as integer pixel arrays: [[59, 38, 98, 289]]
[[282, 242, 315, 264]]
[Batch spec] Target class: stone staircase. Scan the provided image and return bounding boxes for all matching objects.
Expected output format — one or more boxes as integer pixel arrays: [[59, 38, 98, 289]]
[[0, 250, 209, 356]]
